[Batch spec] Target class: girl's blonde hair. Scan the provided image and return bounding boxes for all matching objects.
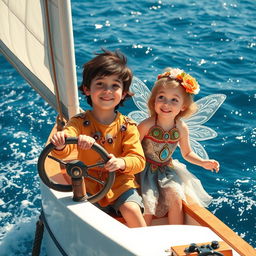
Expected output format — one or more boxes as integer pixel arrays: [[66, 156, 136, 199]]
[[148, 69, 198, 120]]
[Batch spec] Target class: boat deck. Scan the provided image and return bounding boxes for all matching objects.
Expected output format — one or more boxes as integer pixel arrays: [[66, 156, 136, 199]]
[[41, 129, 255, 256]]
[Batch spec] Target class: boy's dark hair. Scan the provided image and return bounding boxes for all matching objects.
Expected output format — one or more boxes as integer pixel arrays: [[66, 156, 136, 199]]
[[79, 49, 133, 109]]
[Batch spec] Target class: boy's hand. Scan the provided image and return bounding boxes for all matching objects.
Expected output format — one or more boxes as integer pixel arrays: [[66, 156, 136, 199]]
[[201, 160, 220, 173], [78, 135, 95, 150], [105, 154, 125, 172], [51, 131, 67, 150]]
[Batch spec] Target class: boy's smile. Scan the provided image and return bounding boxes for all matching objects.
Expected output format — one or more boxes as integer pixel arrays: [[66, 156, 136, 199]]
[[84, 74, 127, 112]]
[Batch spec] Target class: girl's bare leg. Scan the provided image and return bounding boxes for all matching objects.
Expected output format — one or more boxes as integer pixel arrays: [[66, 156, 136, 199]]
[[144, 214, 153, 226], [119, 202, 147, 228], [168, 195, 183, 224]]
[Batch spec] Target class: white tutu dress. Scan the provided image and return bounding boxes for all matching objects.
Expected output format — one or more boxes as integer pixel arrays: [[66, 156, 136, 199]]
[[140, 123, 212, 217]]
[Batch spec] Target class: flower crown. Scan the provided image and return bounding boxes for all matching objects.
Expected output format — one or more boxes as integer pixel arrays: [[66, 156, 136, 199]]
[[157, 68, 200, 95]]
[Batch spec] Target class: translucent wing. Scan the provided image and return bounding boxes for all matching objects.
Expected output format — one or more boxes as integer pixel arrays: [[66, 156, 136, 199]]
[[182, 94, 226, 159], [189, 139, 210, 160], [184, 94, 226, 126], [128, 110, 148, 124], [128, 76, 150, 123]]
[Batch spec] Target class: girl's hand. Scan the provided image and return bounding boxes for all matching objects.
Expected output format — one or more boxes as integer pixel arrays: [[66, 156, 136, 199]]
[[201, 160, 220, 173], [51, 131, 67, 150], [104, 154, 125, 172], [78, 135, 95, 150]]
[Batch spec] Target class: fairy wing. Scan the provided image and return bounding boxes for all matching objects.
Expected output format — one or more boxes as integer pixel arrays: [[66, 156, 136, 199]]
[[182, 94, 226, 159], [184, 94, 227, 126], [128, 76, 226, 159], [128, 76, 151, 123]]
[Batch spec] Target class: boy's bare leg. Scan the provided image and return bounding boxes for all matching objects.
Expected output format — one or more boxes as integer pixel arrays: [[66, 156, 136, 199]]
[[119, 202, 147, 228]]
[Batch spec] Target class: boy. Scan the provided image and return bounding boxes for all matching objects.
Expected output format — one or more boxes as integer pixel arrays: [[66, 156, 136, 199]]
[[51, 49, 146, 227]]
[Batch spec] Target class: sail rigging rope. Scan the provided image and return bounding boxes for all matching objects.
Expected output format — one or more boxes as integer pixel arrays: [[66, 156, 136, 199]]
[[32, 210, 68, 256], [44, 0, 65, 130], [32, 216, 44, 256]]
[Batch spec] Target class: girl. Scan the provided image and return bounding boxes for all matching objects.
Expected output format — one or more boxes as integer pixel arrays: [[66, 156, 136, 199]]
[[138, 68, 219, 225]]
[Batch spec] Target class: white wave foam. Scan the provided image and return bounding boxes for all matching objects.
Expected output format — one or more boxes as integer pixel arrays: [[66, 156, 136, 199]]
[[0, 215, 46, 256]]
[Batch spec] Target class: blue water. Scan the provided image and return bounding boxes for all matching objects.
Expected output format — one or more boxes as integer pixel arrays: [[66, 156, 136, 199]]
[[0, 0, 255, 255]]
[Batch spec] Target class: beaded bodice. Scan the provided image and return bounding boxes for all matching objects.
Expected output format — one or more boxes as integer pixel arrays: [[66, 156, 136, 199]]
[[142, 125, 180, 165]]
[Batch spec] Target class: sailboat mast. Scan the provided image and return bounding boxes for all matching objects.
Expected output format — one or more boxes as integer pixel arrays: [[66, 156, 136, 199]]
[[57, 0, 80, 119]]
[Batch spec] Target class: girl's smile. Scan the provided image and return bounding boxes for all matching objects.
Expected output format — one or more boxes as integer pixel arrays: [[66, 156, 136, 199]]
[[160, 108, 171, 113], [154, 86, 186, 118]]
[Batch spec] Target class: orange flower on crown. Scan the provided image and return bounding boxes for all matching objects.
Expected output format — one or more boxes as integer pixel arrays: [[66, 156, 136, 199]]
[[177, 73, 200, 94], [157, 69, 200, 95]]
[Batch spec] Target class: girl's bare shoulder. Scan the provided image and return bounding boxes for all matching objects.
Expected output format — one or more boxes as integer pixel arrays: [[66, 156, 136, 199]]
[[139, 117, 155, 128], [176, 119, 189, 133], [138, 118, 155, 137]]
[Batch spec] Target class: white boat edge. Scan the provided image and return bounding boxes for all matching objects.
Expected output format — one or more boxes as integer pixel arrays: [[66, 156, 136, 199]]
[[41, 181, 241, 256]]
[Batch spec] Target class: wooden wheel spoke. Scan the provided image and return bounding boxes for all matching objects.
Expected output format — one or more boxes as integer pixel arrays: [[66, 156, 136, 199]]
[[86, 161, 105, 169], [48, 155, 67, 166], [86, 174, 105, 186]]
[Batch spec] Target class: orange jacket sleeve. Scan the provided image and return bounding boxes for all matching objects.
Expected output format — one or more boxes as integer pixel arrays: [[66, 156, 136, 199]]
[[120, 121, 145, 174]]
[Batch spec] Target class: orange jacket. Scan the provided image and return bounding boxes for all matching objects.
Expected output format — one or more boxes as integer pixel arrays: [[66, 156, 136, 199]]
[[52, 110, 145, 207]]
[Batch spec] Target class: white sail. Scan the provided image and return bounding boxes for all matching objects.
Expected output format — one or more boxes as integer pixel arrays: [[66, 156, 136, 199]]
[[0, 0, 79, 120]]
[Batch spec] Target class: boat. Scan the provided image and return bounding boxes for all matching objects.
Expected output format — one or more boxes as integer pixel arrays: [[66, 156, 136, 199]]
[[0, 1, 255, 255]]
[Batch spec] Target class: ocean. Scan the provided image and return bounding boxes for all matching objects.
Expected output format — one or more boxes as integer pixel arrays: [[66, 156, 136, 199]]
[[0, 0, 255, 255]]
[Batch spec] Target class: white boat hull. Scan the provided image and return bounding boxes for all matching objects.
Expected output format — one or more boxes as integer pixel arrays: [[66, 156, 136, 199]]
[[40, 182, 240, 256]]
